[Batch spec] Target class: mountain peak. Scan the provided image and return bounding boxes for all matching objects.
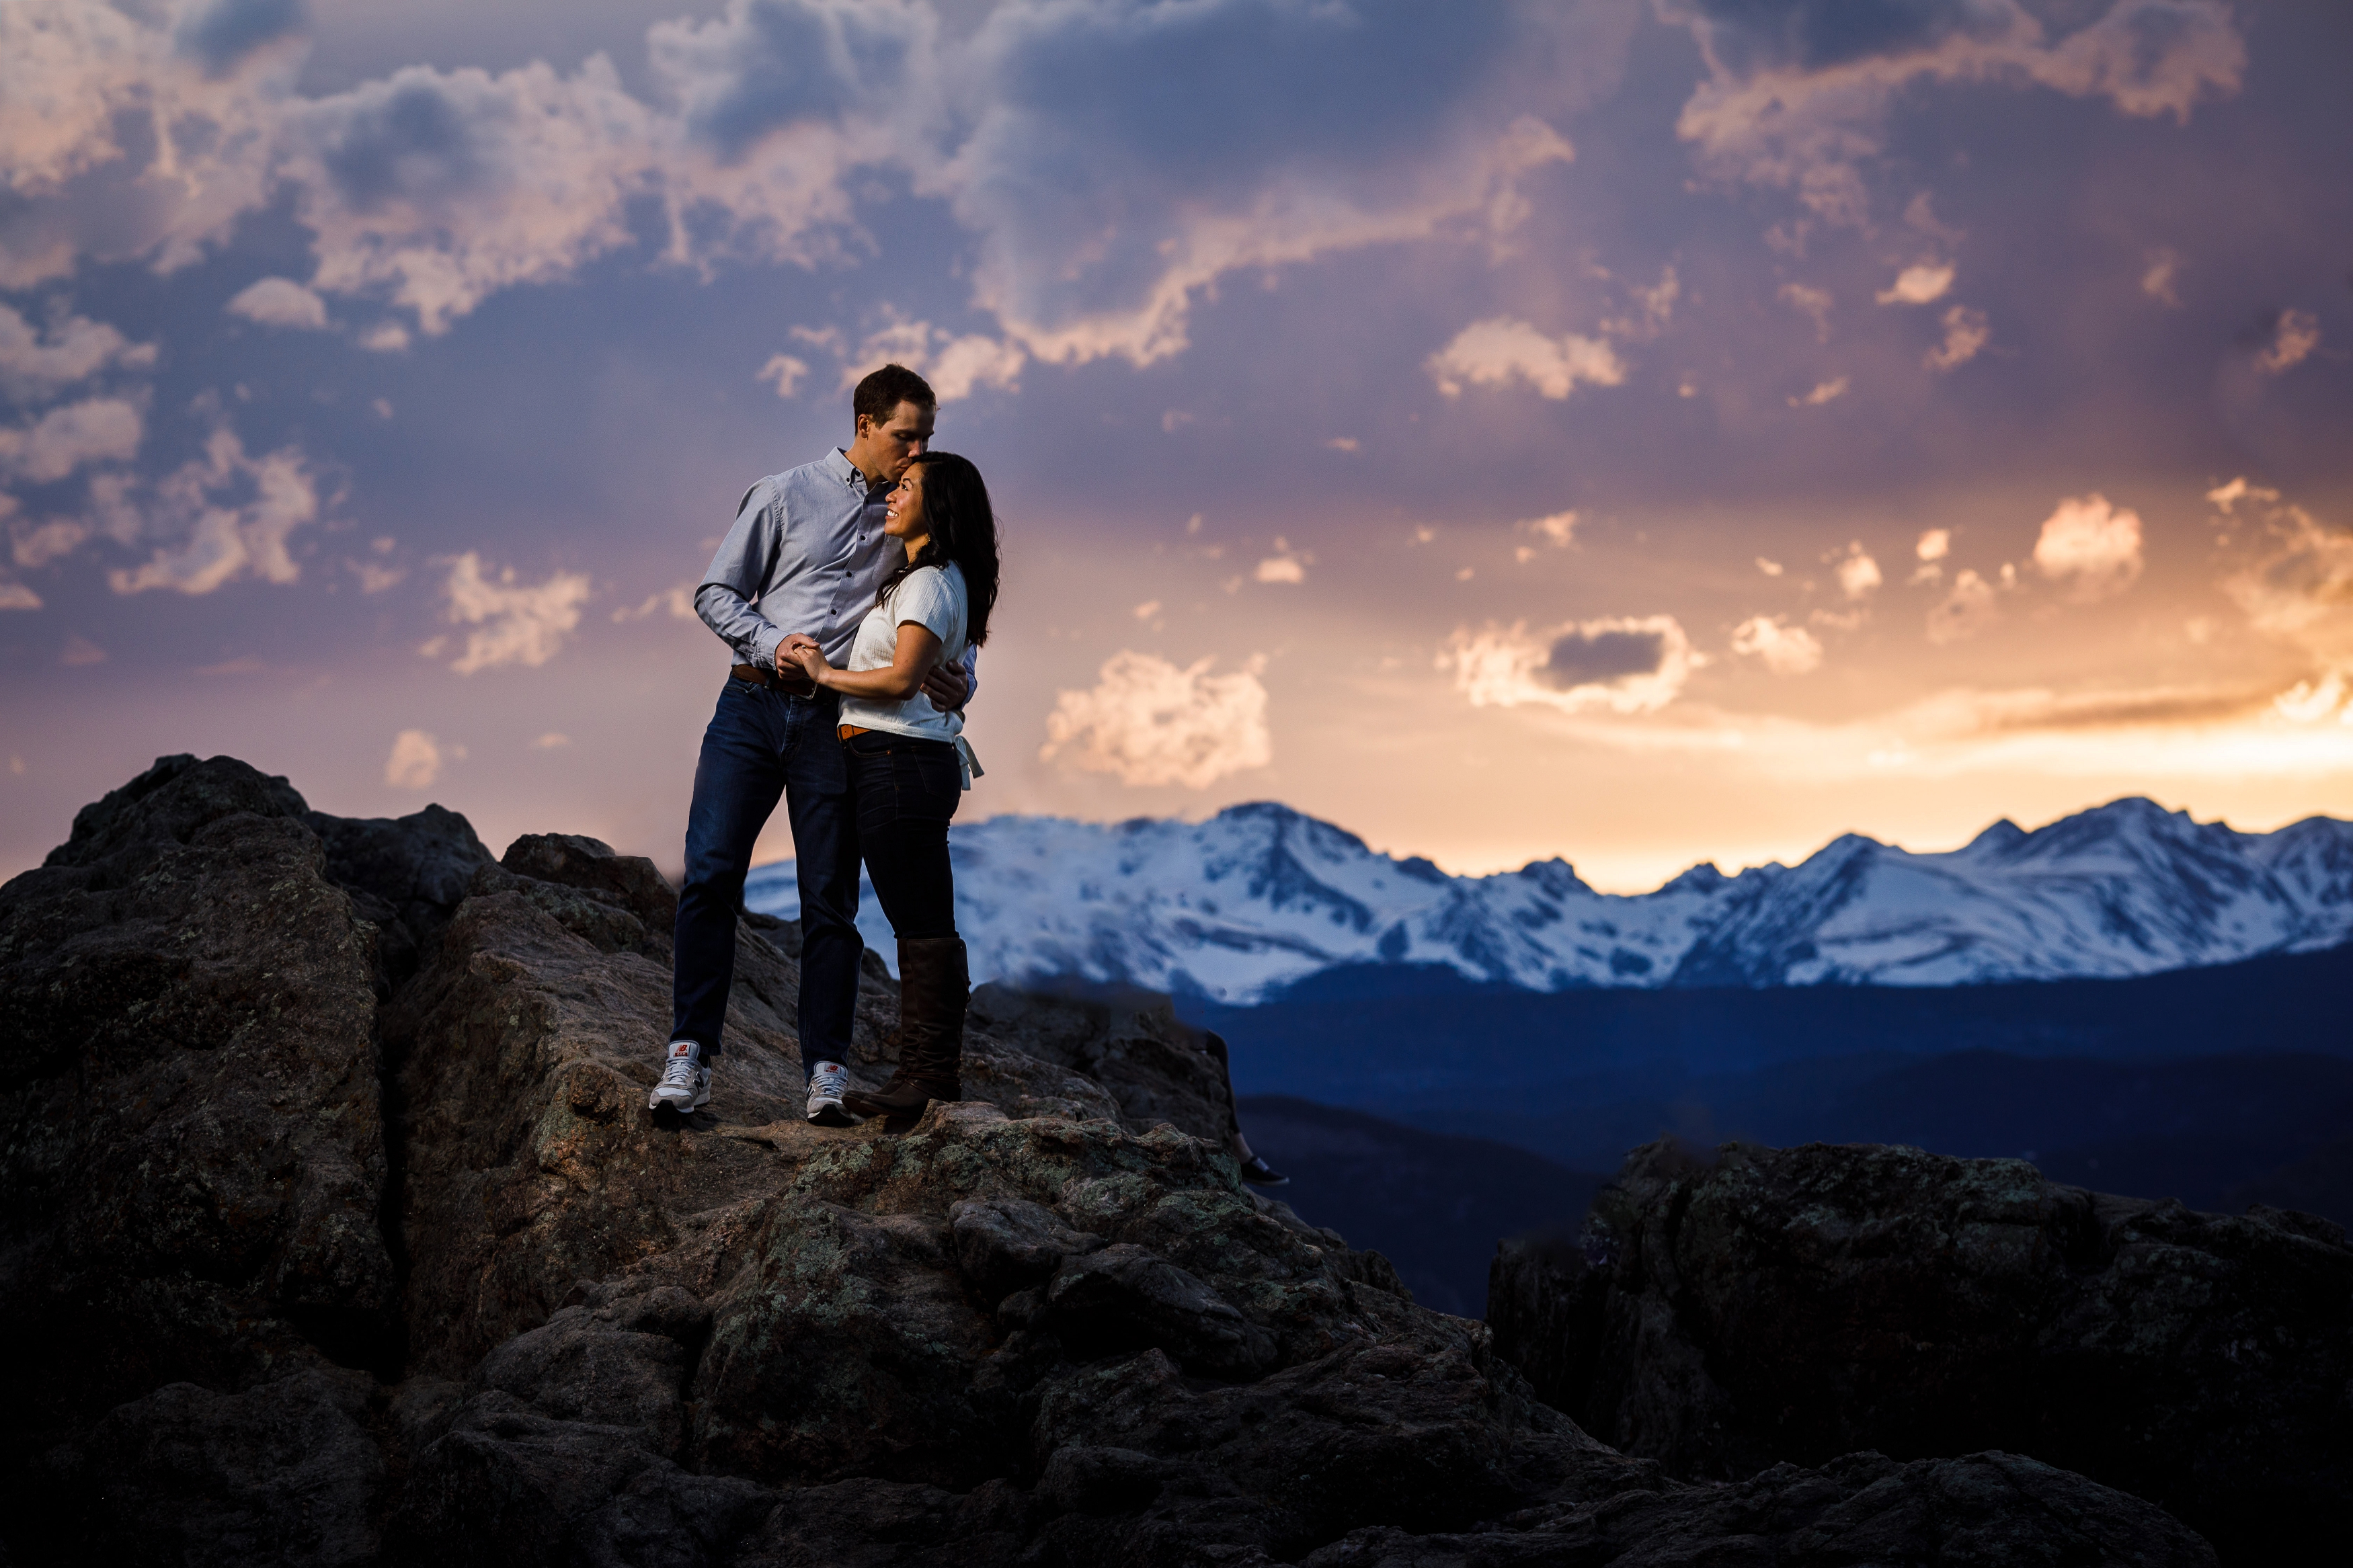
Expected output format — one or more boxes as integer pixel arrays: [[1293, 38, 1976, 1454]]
[[753, 797, 2353, 1002]]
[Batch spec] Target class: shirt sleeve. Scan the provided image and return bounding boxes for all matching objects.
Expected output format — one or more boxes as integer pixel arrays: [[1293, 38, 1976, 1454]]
[[695, 482, 785, 671], [892, 569, 959, 644]]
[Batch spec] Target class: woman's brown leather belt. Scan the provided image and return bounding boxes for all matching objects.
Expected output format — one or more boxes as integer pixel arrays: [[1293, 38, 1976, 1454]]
[[837, 724, 871, 741]]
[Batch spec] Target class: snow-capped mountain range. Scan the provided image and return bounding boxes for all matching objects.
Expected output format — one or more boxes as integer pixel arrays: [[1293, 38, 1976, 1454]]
[[743, 797, 2353, 1004]]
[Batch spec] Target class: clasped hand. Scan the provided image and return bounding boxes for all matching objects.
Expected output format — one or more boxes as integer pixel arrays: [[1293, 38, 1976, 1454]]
[[779, 634, 969, 711]]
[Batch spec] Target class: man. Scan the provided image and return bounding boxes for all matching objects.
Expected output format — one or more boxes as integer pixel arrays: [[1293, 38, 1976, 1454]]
[[655, 364, 971, 1122]]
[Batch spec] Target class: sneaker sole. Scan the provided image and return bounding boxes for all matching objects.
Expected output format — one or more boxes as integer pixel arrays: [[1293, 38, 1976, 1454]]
[[806, 1103, 856, 1127]]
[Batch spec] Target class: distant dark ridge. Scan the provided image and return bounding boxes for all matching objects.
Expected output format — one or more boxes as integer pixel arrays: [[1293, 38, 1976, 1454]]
[[1193, 937, 2353, 1079], [1234, 1096, 1604, 1319]]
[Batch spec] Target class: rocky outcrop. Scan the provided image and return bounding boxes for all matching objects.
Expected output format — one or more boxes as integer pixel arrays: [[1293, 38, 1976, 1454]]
[[1488, 1137, 2353, 1563], [0, 755, 395, 1448], [0, 758, 2229, 1566]]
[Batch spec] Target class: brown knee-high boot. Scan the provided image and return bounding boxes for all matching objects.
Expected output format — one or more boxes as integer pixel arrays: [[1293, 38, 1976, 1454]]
[[843, 936, 965, 1119]]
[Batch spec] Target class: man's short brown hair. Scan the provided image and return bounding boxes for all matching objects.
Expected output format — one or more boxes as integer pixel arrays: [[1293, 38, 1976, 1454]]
[[853, 363, 936, 427]]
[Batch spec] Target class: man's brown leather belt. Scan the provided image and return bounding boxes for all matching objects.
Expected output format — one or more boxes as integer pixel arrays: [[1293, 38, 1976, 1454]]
[[731, 663, 815, 696]]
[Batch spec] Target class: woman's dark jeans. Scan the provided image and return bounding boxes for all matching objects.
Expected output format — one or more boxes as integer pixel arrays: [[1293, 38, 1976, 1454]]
[[846, 731, 962, 939]]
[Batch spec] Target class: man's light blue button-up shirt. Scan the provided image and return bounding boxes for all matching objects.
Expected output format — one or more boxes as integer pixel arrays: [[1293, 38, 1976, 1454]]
[[695, 449, 898, 671]]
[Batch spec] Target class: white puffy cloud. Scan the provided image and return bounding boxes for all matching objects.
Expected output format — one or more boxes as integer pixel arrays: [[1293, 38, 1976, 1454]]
[[0, 305, 155, 399], [1663, 0, 2245, 225], [1428, 317, 1626, 400], [107, 426, 321, 595], [1925, 304, 1988, 371], [2255, 308, 2320, 375], [440, 552, 592, 673], [1876, 263, 1954, 305], [1927, 567, 1999, 643], [1917, 528, 1952, 562], [385, 729, 442, 789], [1443, 615, 1698, 714], [1833, 542, 1882, 600], [2032, 494, 2143, 602], [1520, 510, 1579, 548], [0, 579, 39, 610], [2141, 247, 2182, 306], [1041, 650, 1272, 789], [1730, 614, 1824, 674], [1252, 536, 1310, 585], [225, 276, 329, 329], [0, 397, 143, 483]]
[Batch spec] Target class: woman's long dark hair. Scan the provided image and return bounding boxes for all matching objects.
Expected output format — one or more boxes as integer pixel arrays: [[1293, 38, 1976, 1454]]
[[877, 450, 1000, 647]]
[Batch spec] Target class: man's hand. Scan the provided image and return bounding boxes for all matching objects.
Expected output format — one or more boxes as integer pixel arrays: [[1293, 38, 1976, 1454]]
[[921, 657, 969, 713], [774, 634, 820, 692]]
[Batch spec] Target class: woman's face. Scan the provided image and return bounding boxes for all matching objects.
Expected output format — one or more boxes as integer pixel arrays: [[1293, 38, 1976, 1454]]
[[885, 464, 927, 540]]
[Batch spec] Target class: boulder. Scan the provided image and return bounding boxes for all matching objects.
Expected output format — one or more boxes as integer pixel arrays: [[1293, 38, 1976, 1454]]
[[1488, 1137, 2353, 1561], [40, 1367, 383, 1568], [0, 755, 394, 1451]]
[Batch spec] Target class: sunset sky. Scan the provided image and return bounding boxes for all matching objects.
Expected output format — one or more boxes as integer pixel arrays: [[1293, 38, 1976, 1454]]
[[3, 0, 2350, 891]]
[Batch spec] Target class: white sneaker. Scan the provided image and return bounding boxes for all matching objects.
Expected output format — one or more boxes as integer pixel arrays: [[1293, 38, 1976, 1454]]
[[806, 1061, 854, 1126], [650, 1040, 711, 1113]]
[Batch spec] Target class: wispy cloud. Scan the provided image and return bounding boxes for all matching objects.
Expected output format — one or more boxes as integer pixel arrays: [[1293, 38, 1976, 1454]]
[[106, 425, 319, 595], [2255, 308, 2320, 375], [0, 305, 155, 398], [1925, 304, 1988, 371], [438, 552, 591, 673]]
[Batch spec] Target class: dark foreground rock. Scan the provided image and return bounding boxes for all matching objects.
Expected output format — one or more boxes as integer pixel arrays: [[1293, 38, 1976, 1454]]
[[1489, 1136, 2353, 1563], [1, 757, 2225, 1566]]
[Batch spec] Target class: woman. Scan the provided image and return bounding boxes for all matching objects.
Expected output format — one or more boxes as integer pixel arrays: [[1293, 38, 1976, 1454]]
[[785, 450, 997, 1123]]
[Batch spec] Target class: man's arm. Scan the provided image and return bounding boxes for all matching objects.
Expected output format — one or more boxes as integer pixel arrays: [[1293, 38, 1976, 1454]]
[[919, 643, 976, 712], [695, 483, 787, 671]]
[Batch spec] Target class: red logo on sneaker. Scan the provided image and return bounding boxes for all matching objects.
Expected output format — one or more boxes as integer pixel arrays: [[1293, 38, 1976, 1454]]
[[671, 1042, 691, 1057]]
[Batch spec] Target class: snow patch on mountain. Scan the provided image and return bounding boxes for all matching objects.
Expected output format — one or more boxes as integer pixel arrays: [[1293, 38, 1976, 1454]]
[[743, 797, 2353, 1003]]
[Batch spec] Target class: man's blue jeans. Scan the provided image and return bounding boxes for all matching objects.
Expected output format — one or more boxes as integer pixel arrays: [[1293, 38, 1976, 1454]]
[[673, 677, 861, 1076]]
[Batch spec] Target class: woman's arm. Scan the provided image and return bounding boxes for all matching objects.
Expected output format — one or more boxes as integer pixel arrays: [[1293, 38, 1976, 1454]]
[[793, 620, 942, 700]]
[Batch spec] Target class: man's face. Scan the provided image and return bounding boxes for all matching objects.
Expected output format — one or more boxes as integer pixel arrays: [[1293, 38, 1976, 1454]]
[[858, 400, 935, 482]]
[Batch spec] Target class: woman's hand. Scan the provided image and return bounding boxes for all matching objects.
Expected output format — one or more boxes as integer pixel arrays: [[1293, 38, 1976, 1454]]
[[789, 642, 831, 685]]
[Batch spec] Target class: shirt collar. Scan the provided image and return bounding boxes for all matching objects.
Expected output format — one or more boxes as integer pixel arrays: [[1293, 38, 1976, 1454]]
[[832, 448, 890, 494]]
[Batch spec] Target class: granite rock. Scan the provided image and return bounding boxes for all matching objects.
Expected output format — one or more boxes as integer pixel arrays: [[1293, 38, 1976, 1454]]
[[1488, 1136, 2353, 1561]]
